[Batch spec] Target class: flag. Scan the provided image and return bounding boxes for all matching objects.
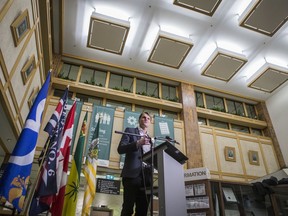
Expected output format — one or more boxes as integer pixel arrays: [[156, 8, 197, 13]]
[[81, 117, 100, 216], [38, 87, 69, 165], [0, 71, 51, 212], [50, 102, 76, 215], [29, 95, 70, 215], [62, 112, 87, 216], [36, 95, 69, 196], [44, 88, 69, 136]]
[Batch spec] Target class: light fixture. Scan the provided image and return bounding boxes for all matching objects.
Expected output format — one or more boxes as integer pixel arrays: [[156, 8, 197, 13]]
[[201, 46, 247, 82], [147, 31, 193, 69], [87, 12, 130, 55]]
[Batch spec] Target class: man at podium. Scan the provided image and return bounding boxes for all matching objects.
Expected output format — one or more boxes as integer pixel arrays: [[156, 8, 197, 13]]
[[117, 112, 152, 216]]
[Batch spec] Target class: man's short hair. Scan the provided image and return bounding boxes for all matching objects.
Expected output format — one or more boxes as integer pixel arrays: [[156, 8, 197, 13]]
[[138, 112, 151, 121]]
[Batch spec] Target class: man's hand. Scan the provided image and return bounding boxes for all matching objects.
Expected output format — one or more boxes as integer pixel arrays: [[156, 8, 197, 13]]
[[137, 135, 151, 147]]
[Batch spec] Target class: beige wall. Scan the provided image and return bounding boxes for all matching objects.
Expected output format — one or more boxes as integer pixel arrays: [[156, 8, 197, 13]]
[[0, 0, 45, 135], [199, 125, 280, 182]]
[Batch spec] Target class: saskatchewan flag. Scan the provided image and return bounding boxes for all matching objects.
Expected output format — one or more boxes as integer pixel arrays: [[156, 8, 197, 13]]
[[81, 116, 100, 216], [62, 112, 87, 216]]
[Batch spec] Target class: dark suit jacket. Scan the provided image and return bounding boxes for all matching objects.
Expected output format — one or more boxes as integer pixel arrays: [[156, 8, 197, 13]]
[[117, 127, 143, 178]]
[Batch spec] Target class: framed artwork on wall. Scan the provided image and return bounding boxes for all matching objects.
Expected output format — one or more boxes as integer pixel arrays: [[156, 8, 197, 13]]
[[28, 86, 39, 108], [21, 55, 36, 84], [248, 150, 260, 165], [224, 146, 236, 162], [10, 9, 30, 47]]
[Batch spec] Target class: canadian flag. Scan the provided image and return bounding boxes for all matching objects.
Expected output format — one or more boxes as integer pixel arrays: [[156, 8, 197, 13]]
[[50, 102, 76, 215]]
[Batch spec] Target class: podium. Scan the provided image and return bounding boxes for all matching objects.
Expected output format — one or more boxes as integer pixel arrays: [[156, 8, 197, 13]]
[[142, 141, 188, 216]]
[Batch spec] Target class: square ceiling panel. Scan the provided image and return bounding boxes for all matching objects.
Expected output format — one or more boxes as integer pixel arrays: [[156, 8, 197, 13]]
[[87, 15, 130, 55], [240, 0, 288, 36], [248, 68, 288, 93], [148, 36, 192, 69], [173, 0, 222, 16], [202, 53, 247, 82]]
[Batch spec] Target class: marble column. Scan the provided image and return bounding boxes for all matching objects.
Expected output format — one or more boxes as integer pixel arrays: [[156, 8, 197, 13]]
[[180, 83, 203, 168]]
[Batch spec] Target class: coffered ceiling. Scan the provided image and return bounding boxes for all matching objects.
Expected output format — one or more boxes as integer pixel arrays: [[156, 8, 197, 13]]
[[57, 0, 288, 101]]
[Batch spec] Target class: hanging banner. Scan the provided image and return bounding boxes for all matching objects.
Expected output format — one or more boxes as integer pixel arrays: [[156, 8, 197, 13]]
[[119, 111, 141, 168], [68, 99, 83, 154], [154, 116, 174, 147], [86, 105, 115, 167]]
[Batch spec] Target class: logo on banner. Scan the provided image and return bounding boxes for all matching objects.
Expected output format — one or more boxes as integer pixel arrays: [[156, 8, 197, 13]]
[[95, 112, 111, 125], [127, 116, 138, 127]]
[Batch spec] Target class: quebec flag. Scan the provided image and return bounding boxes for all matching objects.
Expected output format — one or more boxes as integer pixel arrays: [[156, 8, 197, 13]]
[[0, 71, 51, 212]]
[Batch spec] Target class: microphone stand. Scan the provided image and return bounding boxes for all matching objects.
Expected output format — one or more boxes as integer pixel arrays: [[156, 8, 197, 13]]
[[149, 137, 154, 216]]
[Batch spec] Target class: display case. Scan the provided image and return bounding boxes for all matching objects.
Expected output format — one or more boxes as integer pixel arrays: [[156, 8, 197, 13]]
[[210, 181, 273, 216], [185, 180, 213, 216]]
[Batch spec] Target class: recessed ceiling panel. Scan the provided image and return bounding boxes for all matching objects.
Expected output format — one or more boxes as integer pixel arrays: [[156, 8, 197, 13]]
[[173, 0, 222, 16], [248, 68, 288, 93], [202, 53, 246, 82], [87, 17, 129, 55], [240, 0, 288, 36], [148, 36, 192, 69]]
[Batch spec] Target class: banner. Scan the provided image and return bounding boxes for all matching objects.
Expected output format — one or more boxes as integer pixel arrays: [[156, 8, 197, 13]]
[[154, 116, 174, 147], [119, 111, 141, 168], [68, 99, 83, 154], [86, 106, 114, 167]]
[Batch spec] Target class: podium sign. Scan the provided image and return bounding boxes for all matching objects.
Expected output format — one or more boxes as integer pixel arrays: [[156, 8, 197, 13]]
[[143, 141, 188, 216]]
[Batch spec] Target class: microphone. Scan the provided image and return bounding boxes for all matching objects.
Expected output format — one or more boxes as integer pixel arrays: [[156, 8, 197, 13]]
[[165, 136, 180, 145]]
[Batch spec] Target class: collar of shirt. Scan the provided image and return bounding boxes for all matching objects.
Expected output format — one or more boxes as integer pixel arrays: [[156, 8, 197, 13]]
[[138, 127, 147, 136]]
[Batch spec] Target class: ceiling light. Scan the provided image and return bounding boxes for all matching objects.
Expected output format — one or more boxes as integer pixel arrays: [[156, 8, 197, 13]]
[[201, 47, 247, 82], [87, 12, 130, 55], [248, 63, 288, 93], [147, 31, 193, 69]]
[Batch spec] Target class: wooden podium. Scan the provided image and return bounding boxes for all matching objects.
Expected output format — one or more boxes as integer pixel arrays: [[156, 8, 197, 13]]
[[143, 141, 188, 216]]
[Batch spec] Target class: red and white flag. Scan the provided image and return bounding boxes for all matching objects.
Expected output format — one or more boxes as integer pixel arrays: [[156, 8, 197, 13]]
[[50, 102, 76, 215]]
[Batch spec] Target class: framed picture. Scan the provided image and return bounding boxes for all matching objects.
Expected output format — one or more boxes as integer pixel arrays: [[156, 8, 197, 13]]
[[10, 9, 30, 47], [28, 87, 39, 108], [21, 55, 36, 84], [248, 150, 260, 165], [224, 146, 236, 162]]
